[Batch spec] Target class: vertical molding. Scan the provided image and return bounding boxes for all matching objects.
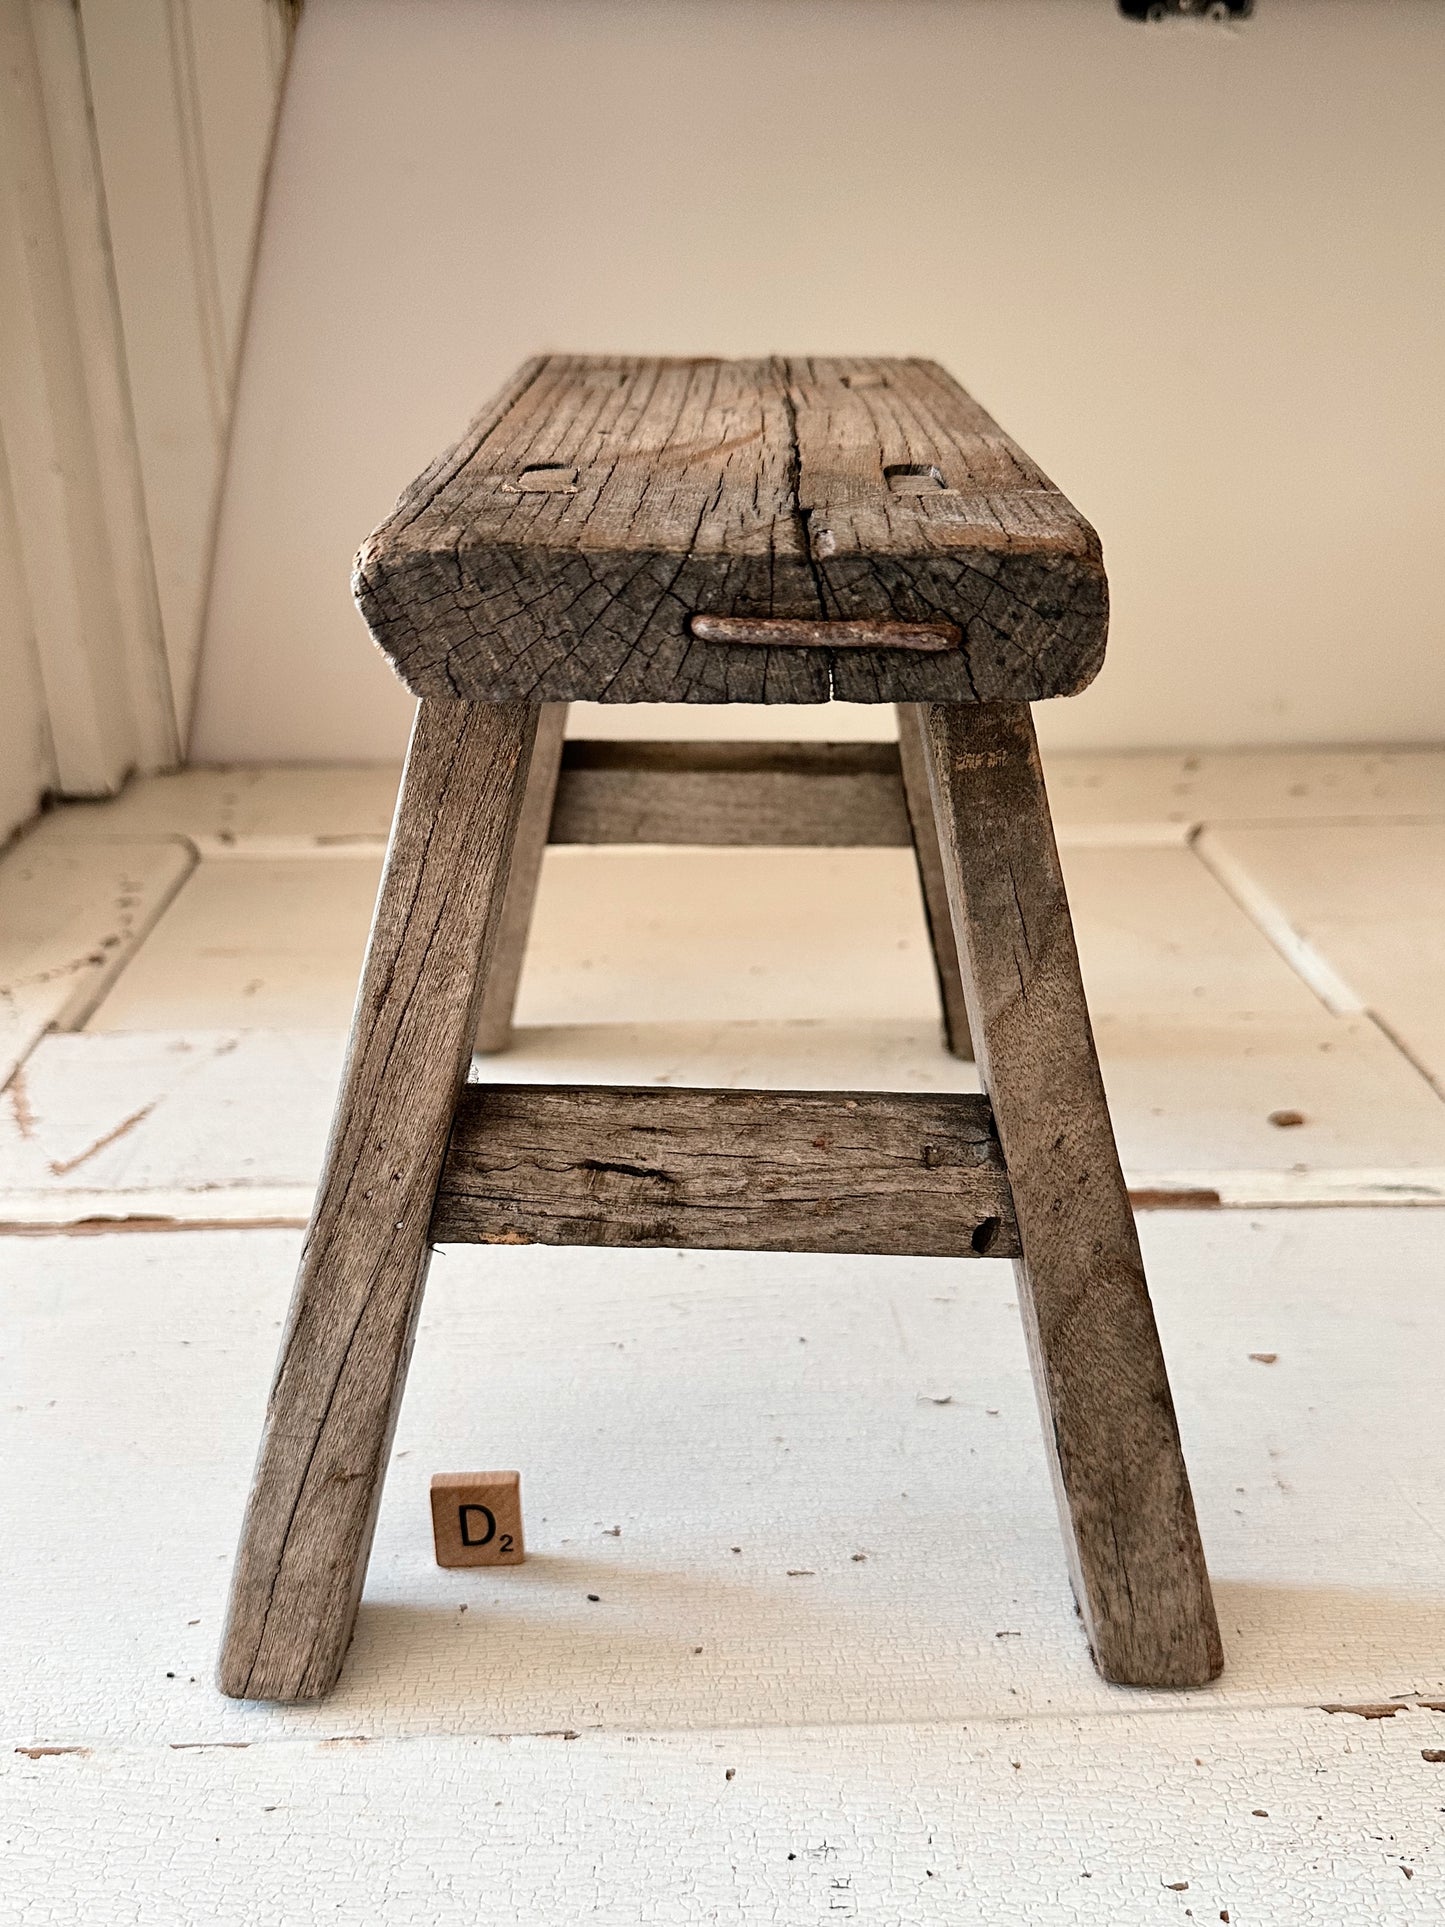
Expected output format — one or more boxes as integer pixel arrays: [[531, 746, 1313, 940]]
[[177, 0, 298, 377], [0, 0, 177, 797], [0, 424, 56, 843], [174, 0, 298, 756], [33, 0, 180, 771], [164, 0, 230, 433], [78, 0, 292, 738], [0, 0, 290, 812]]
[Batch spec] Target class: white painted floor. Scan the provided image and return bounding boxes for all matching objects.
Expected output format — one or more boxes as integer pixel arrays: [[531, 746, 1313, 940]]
[[2, 746, 1444, 1921]]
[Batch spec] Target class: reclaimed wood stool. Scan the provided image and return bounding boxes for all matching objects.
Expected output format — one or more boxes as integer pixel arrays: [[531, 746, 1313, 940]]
[[220, 356, 1222, 1702]]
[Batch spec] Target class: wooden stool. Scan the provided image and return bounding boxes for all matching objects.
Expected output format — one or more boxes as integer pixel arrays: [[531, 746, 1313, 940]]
[[219, 356, 1221, 1702]]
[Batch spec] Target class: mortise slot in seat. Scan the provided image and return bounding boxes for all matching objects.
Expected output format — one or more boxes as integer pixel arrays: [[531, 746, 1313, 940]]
[[431, 1083, 1020, 1258], [511, 464, 579, 492], [884, 463, 948, 493]]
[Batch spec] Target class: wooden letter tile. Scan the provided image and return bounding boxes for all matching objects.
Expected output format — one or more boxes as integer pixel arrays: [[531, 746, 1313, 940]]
[[430, 1471, 524, 1568]]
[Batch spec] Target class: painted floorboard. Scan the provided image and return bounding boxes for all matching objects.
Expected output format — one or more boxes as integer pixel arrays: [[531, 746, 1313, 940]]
[[87, 858, 383, 1033], [3, 1214, 1442, 1751], [5, 1707, 1444, 1924], [23, 767, 401, 846], [7, 752, 1445, 1922], [1202, 823, 1445, 1095], [0, 837, 194, 1089], [3, 825, 1440, 1219], [1045, 747, 1445, 832]]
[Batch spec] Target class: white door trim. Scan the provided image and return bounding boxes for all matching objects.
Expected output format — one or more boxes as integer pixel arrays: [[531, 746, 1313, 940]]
[[0, 0, 293, 839], [0, 0, 178, 799]]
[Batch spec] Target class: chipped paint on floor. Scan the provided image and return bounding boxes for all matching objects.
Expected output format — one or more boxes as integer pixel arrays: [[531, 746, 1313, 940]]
[[3, 1215, 1443, 1751], [5, 1707, 1445, 1924]]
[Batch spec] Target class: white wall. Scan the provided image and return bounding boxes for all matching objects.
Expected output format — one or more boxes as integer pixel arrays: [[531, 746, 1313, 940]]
[[192, 0, 1445, 762]]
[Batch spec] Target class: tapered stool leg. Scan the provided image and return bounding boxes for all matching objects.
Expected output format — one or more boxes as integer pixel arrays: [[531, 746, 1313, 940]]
[[219, 700, 541, 1701], [896, 704, 973, 1061], [918, 701, 1222, 1687], [474, 703, 568, 1053]]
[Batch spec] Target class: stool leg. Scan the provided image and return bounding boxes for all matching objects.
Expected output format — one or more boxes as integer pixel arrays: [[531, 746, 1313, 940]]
[[219, 700, 541, 1701], [896, 704, 973, 1060], [918, 702, 1222, 1687], [474, 703, 568, 1053]]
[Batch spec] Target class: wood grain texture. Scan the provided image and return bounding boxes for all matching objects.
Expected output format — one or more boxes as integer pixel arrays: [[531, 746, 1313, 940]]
[[474, 703, 568, 1053], [429, 1471, 525, 1568], [354, 356, 1107, 706], [918, 701, 1222, 1688], [895, 705, 973, 1061], [431, 1084, 1019, 1259], [548, 740, 912, 847], [219, 700, 540, 1702]]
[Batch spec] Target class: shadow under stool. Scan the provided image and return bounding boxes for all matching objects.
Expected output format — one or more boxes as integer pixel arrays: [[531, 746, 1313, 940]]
[[219, 354, 1222, 1702]]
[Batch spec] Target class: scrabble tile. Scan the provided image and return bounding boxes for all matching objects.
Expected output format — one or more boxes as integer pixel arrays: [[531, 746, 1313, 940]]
[[430, 1472, 524, 1568]]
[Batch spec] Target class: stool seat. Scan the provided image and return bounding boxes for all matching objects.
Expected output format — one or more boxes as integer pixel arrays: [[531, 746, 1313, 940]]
[[355, 355, 1107, 706]]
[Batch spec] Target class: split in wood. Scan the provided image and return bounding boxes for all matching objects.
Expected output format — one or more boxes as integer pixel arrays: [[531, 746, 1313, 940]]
[[354, 355, 1107, 705], [431, 1084, 1019, 1258]]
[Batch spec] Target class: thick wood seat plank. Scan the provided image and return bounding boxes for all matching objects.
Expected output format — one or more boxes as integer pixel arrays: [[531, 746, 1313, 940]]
[[354, 356, 1107, 706], [431, 1084, 1019, 1258]]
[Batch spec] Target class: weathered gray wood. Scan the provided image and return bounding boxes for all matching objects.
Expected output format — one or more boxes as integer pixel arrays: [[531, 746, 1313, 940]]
[[354, 356, 1107, 706], [432, 1084, 1019, 1258], [548, 740, 912, 847], [219, 700, 540, 1702], [918, 701, 1221, 1688], [895, 705, 974, 1061], [474, 703, 568, 1053]]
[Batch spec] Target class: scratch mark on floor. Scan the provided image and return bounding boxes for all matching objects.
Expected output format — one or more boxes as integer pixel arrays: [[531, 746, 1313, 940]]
[[47, 1103, 159, 1177]]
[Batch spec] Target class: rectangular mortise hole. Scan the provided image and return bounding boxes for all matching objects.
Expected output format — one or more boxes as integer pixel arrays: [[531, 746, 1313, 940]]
[[885, 464, 947, 494], [516, 464, 579, 492]]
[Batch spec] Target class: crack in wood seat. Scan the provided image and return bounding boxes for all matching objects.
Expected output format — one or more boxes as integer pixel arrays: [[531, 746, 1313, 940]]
[[354, 356, 1108, 706], [220, 356, 1220, 1709]]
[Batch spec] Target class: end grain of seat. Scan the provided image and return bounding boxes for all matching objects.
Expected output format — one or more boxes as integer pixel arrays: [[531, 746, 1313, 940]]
[[354, 356, 1108, 707]]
